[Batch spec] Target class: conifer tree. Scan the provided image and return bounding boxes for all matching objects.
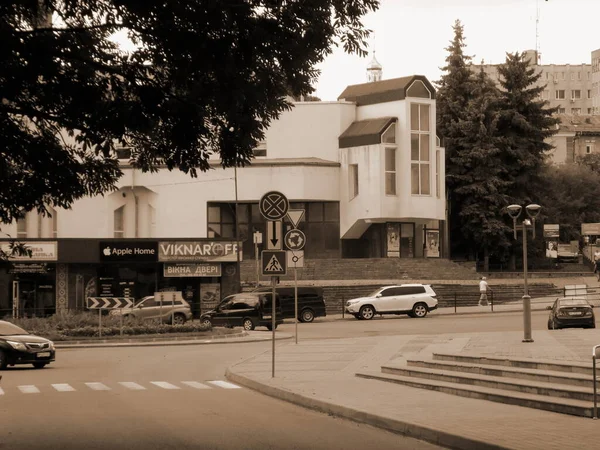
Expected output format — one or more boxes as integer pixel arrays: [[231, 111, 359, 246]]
[[496, 52, 559, 204]]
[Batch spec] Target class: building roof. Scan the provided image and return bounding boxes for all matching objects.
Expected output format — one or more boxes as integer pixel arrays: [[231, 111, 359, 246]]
[[337, 75, 435, 106], [338, 117, 396, 149], [557, 114, 600, 134]]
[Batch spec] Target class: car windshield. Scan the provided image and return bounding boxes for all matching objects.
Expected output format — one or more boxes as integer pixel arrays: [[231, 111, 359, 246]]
[[0, 321, 29, 336], [559, 298, 589, 307], [367, 288, 383, 297]]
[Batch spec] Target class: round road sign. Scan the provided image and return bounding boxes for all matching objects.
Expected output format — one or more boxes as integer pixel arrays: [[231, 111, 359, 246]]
[[259, 191, 289, 220], [285, 229, 306, 251]]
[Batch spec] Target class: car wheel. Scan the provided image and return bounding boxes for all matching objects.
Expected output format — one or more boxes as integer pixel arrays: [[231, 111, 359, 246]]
[[547, 320, 552, 330], [172, 313, 186, 325], [32, 362, 47, 369], [0, 349, 7, 370], [359, 305, 375, 320], [412, 303, 428, 318], [266, 323, 278, 331], [201, 317, 212, 328], [300, 309, 315, 323], [243, 318, 255, 331]]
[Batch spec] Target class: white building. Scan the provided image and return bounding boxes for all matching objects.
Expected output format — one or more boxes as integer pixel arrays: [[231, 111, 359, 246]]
[[1, 72, 446, 316]]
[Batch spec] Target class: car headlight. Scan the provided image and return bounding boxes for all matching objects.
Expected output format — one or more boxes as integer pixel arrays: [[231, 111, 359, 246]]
[[347, 300, 359, 305], [6, 340, 27, 351], [48, 341, 55, 350]]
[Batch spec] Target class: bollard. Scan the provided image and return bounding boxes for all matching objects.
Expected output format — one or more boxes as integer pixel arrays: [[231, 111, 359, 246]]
[[491, 291, 494, 312], [454, 292, 457, 314], [594, 345, 600, 419], [342, 294, 345, 318]]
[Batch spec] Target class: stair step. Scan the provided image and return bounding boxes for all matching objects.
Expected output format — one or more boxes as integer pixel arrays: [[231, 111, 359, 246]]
[[382, 365, 594, 402], [356, 371, 593, 418], [433, 353, 593, 376], [407, 359, 599, 389]]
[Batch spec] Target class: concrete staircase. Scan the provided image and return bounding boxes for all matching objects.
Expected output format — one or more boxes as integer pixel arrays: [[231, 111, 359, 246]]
[[356, 353, 600, 418]]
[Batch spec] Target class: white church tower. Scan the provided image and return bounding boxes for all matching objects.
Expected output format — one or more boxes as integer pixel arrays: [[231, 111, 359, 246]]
[[366, 51, 383, 82]]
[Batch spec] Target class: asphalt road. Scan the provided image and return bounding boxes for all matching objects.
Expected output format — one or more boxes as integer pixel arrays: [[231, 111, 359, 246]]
[[0, 341, 444, 450], [277, 309, 552, 340]]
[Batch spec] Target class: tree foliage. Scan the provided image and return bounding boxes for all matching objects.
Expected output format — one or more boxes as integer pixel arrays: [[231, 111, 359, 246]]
[[0, 0, 379, 223], [496, 52, 559, 204], [538, 163, 600, 242]]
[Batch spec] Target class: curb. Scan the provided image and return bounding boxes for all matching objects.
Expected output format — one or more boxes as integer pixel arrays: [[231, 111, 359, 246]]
[[225, 368, 508, 450], [55, 332, 293, 349]]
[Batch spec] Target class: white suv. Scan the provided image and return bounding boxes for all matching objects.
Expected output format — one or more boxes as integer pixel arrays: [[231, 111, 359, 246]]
[[345, 284, 438, 320]]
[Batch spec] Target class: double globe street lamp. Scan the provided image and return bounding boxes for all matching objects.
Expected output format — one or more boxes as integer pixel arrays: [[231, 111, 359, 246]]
[[507, 203, 542, 343]]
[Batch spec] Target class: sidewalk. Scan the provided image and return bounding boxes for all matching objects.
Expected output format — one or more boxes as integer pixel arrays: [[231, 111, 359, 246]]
[[226, 328, 600, 450]]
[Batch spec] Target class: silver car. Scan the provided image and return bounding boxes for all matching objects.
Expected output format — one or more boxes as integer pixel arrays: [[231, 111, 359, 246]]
[[110, 294, 192, 324]]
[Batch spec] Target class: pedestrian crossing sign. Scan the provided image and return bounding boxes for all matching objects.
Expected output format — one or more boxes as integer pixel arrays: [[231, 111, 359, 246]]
[[261, 250, 287, 276]]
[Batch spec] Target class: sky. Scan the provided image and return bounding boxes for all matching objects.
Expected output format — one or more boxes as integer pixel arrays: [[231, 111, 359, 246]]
[[313, 0, 600, 100]]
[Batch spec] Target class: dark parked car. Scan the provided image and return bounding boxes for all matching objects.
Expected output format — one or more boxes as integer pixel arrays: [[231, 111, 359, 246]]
[[0, 320, 55, 369], [547, 297, 595, 330], [200, 292, 283, 331], [253, 286, 326, 323]]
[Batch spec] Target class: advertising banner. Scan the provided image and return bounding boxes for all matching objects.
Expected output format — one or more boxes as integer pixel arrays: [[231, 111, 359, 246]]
[[163, 263, 222, 278], [158, 241, 241, 262], [546, 241, 558, 258], [1, 241, 57, 261], [582, 223, 600, 236], [386, 223, 400, 257], [426, 230, 440, 258], [543, 224, 560, 238], [100, 241, 158, 262]]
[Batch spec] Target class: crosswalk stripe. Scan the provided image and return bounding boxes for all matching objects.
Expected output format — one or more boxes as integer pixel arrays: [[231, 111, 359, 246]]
[[52, 383, 75, 392], [119, 382, 146, 390], [181, 381, 211, 390], [18, 385, 40, 394], [0, 386, 4, 395], [207, 380, 240, 389], [85, 382, 111, 391], [150, 381, 180, 390]]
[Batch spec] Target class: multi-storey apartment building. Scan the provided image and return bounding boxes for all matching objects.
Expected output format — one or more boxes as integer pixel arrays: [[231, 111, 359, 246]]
[[592, 48, 600, 115], [474, 49, 595, 115], [0, 70, 446, 318]]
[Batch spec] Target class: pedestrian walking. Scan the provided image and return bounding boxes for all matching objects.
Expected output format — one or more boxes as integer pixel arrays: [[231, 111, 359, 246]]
[[479, 276, 489, 307], [595, 259, 600, 282]]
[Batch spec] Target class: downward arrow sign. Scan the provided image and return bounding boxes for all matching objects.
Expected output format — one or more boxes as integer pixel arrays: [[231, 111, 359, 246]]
[[270, 220, 278, 247]]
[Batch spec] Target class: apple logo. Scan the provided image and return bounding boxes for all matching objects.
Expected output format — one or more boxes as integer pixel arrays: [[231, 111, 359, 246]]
[[103, 246, 112, 256]]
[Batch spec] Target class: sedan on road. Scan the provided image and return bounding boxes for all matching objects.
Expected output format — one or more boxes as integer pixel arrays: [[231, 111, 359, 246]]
[[547, 297, 596, 330], [0, 320, 55, 369], [345, 284, 438, 320]]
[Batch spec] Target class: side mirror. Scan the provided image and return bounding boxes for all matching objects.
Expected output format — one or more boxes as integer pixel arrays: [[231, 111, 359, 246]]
[[376, 294, 382, 298], [546, 306, 552, 310]]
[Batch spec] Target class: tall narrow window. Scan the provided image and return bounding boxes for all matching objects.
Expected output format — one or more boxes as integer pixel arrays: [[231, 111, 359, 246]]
[[349, 164, 359, 200], [385, 147, 396, 195], [149, 205, 156, 237], [114, 206, 125, 238], [16, 215, 27, 239], [410, 104, 431, 195], [436, 150, 441, 198], [47, 206, 57, 238]]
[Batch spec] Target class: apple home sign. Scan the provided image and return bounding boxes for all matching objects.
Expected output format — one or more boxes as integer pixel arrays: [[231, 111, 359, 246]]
[[99, 241, 158, 262]]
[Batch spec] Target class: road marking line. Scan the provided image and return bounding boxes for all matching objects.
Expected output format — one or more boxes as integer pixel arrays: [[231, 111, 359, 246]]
[[0, 387, 4, 395], [119, 382, 146, 390], [207, 381, 241, 389], [52, 383, 75, 392], [181, 381, 211, 389], [85, 382, 111, 391], [150, 381, 181, 390], [19, 385, 40, 394]]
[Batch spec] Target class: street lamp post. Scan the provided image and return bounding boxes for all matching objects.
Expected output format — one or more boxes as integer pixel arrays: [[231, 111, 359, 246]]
[[507, 203, 542, 343]]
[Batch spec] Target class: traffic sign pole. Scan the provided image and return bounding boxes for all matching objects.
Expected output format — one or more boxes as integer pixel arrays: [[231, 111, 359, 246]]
[[271, 276, 277, 378], [294, 263, 298, 345]]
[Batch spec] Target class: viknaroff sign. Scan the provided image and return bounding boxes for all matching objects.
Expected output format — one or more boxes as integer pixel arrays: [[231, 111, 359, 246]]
[[163, 263, 222, 278], [1, 241, 58, 261], [158, 241, 240, 262]]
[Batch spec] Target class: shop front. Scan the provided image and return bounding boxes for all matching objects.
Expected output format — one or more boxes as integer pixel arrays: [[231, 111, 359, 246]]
[[0, 241, 58, 318], [57, 239, 240, 318]]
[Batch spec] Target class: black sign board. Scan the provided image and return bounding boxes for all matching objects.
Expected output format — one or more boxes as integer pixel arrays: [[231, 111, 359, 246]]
[[100, 241, 158, 262]]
